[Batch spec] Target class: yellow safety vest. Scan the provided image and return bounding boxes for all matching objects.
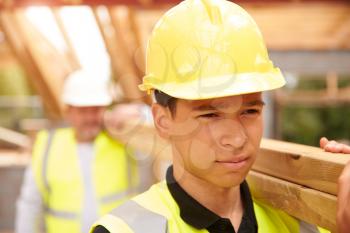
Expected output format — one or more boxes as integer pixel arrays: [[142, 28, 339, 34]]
[[91, 181, 330, 233], [32, 128, 138, 233]]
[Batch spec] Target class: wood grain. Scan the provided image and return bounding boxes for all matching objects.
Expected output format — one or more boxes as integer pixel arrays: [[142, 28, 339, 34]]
[[254, 138, 350, 195], [247, 171, 337, 232]]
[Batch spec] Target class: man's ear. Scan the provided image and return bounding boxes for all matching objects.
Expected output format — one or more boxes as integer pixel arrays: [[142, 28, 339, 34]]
[[152, 103, 172, 139]]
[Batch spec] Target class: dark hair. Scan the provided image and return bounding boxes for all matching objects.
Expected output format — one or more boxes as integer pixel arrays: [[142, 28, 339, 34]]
[[154, 90, 177, 116]]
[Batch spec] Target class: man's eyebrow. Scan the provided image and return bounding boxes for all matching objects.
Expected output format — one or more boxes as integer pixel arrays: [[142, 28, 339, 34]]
[[192, 100, 265, 111], [242, 100, 266, 107], [192, 105, 217, 111]]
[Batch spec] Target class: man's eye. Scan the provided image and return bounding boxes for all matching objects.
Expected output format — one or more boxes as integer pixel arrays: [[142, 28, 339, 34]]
[[242, 109, 260, 115], [199, 113, 219, 118]]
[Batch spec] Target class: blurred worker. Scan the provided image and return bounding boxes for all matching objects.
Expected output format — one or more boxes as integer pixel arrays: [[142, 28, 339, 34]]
[[321, 137, 350, 233], [15, 69, 150, 233], [90, 0, 350, 233]]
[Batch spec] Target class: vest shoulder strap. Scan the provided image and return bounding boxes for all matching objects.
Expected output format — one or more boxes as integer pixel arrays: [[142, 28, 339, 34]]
[[41, 128, 55, 194], [110, 200, 168, 233]]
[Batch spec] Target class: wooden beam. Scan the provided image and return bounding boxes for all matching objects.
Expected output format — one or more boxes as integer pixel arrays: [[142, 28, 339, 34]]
[[93, 6, 146, 102], [133, 8, 166, 58], [0, 51, 19, 68], [0, 0, 181, 8], [127, 7, 145, 76], [242, 2, 350, 50], [0, 150, 30, 167], [1, 0, 349, 8], [247, 171, 337, 232], [51, 7, 81, 71], [0, 10, 63, 119], [108, 6, 147, 102], [0, 127, 31, 148], [13, 10, 74, 117], [254, 138, 350, 195], [269, 51, 350, 75], [275, 88, 350, 106]]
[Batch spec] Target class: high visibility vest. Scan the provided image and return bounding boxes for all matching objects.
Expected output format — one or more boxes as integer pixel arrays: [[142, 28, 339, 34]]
[[91, 181, 330, 233], [32, 128, 138, 233]]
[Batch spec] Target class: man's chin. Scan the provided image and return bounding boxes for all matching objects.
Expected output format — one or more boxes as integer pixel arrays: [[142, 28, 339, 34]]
[[78, 129, 100, 142]]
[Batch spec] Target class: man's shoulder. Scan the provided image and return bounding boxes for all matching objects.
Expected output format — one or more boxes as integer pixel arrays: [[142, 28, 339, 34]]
[[91, 181, 169, 233]]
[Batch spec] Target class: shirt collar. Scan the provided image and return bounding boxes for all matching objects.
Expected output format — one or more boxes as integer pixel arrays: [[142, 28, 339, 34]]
[[166, 166, 258, 230]]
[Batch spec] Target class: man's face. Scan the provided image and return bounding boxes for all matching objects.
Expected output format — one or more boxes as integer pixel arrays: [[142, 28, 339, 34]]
[[67, 106, 106, 142], [155, 92, 264, 188]]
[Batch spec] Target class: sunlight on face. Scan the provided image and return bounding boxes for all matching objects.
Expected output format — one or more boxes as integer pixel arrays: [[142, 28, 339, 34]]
[[169, 93, 264, 188]]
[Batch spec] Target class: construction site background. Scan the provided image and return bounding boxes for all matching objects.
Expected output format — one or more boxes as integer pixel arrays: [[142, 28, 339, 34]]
[[0, 0, 350, 232]]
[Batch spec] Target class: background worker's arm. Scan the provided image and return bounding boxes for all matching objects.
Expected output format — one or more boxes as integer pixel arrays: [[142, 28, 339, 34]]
[[15, 165, 45, 233], [103, 103, 152, 138], [320, 137, 350, 233]]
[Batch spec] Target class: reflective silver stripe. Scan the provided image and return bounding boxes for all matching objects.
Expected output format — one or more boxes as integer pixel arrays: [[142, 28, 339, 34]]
[[111, 200, 168, 233], [42, 130, 79, 221], [42, 129, 55, 193], [126, 152, 137, 195], [299, 220, 320, 233], [45, 207, 79, 220], [99, 190, 129, 204]]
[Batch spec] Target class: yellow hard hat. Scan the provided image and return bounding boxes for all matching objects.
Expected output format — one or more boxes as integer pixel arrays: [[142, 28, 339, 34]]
[[139, 0, 285, 100]]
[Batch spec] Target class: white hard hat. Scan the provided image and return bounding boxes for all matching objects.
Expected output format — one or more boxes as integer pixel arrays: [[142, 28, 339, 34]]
[[62, 69, 113, 107]]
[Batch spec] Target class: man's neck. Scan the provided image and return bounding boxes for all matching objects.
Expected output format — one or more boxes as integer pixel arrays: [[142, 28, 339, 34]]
[[173, 164, 244, 230]]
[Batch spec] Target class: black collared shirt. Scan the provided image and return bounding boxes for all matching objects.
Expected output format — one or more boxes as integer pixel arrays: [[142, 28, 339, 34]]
[[166, 166, 257, 233], [93, 166, 258, 233]]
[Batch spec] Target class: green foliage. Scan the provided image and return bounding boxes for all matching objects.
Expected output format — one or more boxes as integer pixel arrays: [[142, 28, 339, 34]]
[[281, 76, 350, 146], [0, 65, 34, 95], [0, 66, 42, 131], [281, 105, 350, 146]]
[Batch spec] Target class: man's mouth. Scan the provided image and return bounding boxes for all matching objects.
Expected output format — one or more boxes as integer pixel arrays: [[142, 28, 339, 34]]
[[215, 156, 250, 170]]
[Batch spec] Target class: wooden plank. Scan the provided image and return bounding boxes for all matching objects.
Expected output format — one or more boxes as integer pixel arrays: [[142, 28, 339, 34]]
[[108, 6, 146, 102], [243, 3, 350, 50], [127, 7, 146, 77], [51, 7, 81, 71], [0, 10, 62, 119], [254, 138, 350, 195], [93, 6, 145, 102], [133, 8, 166, 57], [0, 127, 31, 148], [0, 0, 181, 8], [1, 0, 350, 8], [247, 171, 337, 232], [0, 150, 30, 167], [14, 9, 72, 114]]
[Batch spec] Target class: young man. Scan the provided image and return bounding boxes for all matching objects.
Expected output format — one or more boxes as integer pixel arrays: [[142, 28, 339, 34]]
[[91, 0, 350, 232]]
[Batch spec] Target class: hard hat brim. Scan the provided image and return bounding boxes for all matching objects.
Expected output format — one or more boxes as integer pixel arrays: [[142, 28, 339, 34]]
[[63, 95, 112, 107], [139, 69, 285, 100]]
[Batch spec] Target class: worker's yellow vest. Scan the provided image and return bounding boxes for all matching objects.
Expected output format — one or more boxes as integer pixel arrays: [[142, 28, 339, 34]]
[[32, 128, 138, 233], [91, 181, 330, 233]]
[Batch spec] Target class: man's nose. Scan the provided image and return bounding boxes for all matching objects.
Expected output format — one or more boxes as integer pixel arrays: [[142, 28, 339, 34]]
[[217, 119, 248, 151]]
